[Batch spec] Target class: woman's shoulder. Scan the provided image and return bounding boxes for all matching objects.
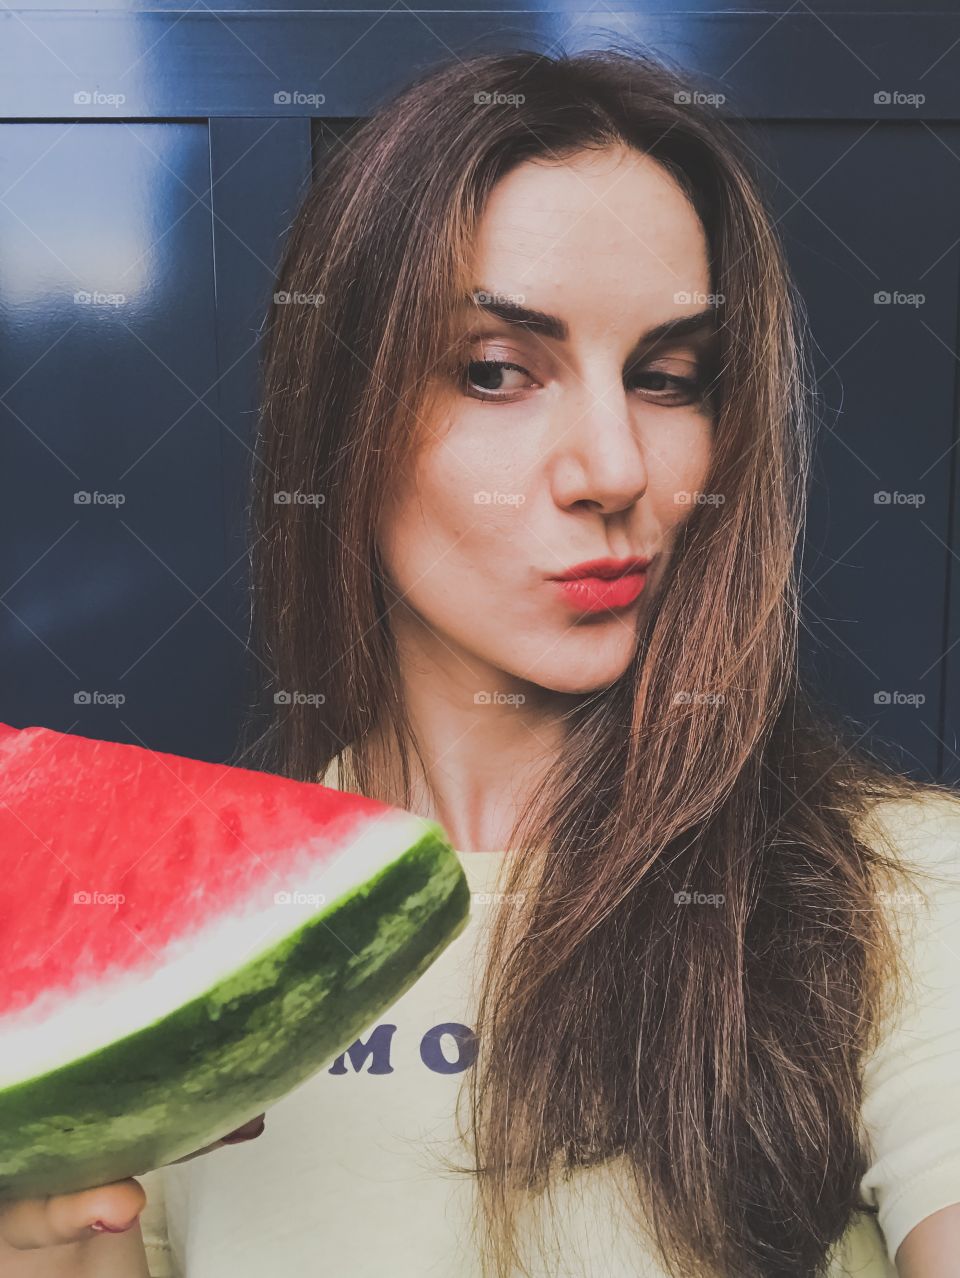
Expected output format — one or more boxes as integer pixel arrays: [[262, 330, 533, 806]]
[[854, 785, 960, 1263], [136, 1165, 178, 1277], [318, 755, 340, 789], [853, 784, 960, 885], [319, 750, 354, 792]]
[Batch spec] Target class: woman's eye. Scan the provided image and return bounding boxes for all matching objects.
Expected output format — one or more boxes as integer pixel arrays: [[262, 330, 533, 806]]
[[627, 368, 707, 406], [460, 360, 711, 406], [462, 359, 533, 400]]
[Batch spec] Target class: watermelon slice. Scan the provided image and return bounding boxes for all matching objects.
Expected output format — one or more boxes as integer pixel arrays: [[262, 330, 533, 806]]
[[0, 721, 469, 1201]]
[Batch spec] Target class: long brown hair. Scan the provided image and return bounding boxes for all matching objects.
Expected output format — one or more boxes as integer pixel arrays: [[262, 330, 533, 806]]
[[237, 45, 955, 1278]]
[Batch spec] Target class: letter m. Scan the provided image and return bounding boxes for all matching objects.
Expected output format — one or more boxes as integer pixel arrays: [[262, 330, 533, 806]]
[[327, 1023, 397, 1074]]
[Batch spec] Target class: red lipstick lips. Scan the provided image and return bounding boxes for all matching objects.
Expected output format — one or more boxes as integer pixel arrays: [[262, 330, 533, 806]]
[[550, 556, 652, 614], [553, 556, 652, 581]]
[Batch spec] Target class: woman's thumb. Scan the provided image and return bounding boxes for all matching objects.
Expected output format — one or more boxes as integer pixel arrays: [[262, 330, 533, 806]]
[[0, 1178, 145, 1250]]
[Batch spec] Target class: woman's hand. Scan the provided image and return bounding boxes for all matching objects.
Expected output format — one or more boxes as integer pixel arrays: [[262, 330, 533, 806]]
[[0, 1113, 266, 1255]]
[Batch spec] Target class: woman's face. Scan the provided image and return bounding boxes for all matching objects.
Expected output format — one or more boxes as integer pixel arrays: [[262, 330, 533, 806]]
[[378, 144, 717, 696]]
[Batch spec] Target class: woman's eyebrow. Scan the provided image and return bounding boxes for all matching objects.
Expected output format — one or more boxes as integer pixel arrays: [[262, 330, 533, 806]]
[[465, 290, 717, 350]]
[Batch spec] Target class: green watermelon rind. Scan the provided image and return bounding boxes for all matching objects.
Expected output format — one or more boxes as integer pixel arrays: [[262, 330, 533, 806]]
[[0, 823, 470, 1200]]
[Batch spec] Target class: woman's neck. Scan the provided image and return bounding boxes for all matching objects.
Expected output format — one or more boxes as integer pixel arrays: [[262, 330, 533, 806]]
[[348, 715, 562, 854]]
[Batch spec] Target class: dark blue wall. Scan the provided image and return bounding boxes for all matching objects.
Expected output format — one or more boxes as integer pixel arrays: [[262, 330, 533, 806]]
[[1, 2, 957, 782]]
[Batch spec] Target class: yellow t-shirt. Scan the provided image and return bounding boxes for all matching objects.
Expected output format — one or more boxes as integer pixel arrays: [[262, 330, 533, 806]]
[[137, 764, 960, 1277]]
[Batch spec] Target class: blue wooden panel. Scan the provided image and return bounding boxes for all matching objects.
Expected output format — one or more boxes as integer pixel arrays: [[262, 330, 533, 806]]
[[6, 0, 959, 11], [207, 115, 313, 676], [0, 122, 241, 759], [0, 0, 958, 779], [0, 12, 958, 120], [753, 120, 959, 779], [942, 167, 960, 785]]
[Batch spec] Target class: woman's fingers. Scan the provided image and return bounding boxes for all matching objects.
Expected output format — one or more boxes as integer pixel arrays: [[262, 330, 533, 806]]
[[0, 1179, 145, 1251], [218, 1114, 266, 1144], [0, 1112, 267, 1251], [167, 1112, 266, 1166]]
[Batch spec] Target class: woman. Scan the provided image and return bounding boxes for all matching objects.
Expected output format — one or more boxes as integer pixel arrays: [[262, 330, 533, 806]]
[[5, 44, 960, 1278]]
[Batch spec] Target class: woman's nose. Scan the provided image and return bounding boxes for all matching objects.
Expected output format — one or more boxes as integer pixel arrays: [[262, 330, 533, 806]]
[[551, 382, 648, 514]]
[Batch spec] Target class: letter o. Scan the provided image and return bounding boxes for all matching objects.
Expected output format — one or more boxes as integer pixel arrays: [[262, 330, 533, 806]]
[[420, 1022, 477, 1074]]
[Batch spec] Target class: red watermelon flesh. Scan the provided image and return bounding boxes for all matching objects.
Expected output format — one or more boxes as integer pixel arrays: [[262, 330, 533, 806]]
[[0, 722, 469, 1200]]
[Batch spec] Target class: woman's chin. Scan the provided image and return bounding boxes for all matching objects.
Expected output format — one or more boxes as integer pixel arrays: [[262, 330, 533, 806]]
[[522, 654, 636, 697]]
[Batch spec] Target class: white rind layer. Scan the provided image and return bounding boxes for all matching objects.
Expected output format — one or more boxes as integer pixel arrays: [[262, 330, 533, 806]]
[[1, 808, 437, 1090]]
